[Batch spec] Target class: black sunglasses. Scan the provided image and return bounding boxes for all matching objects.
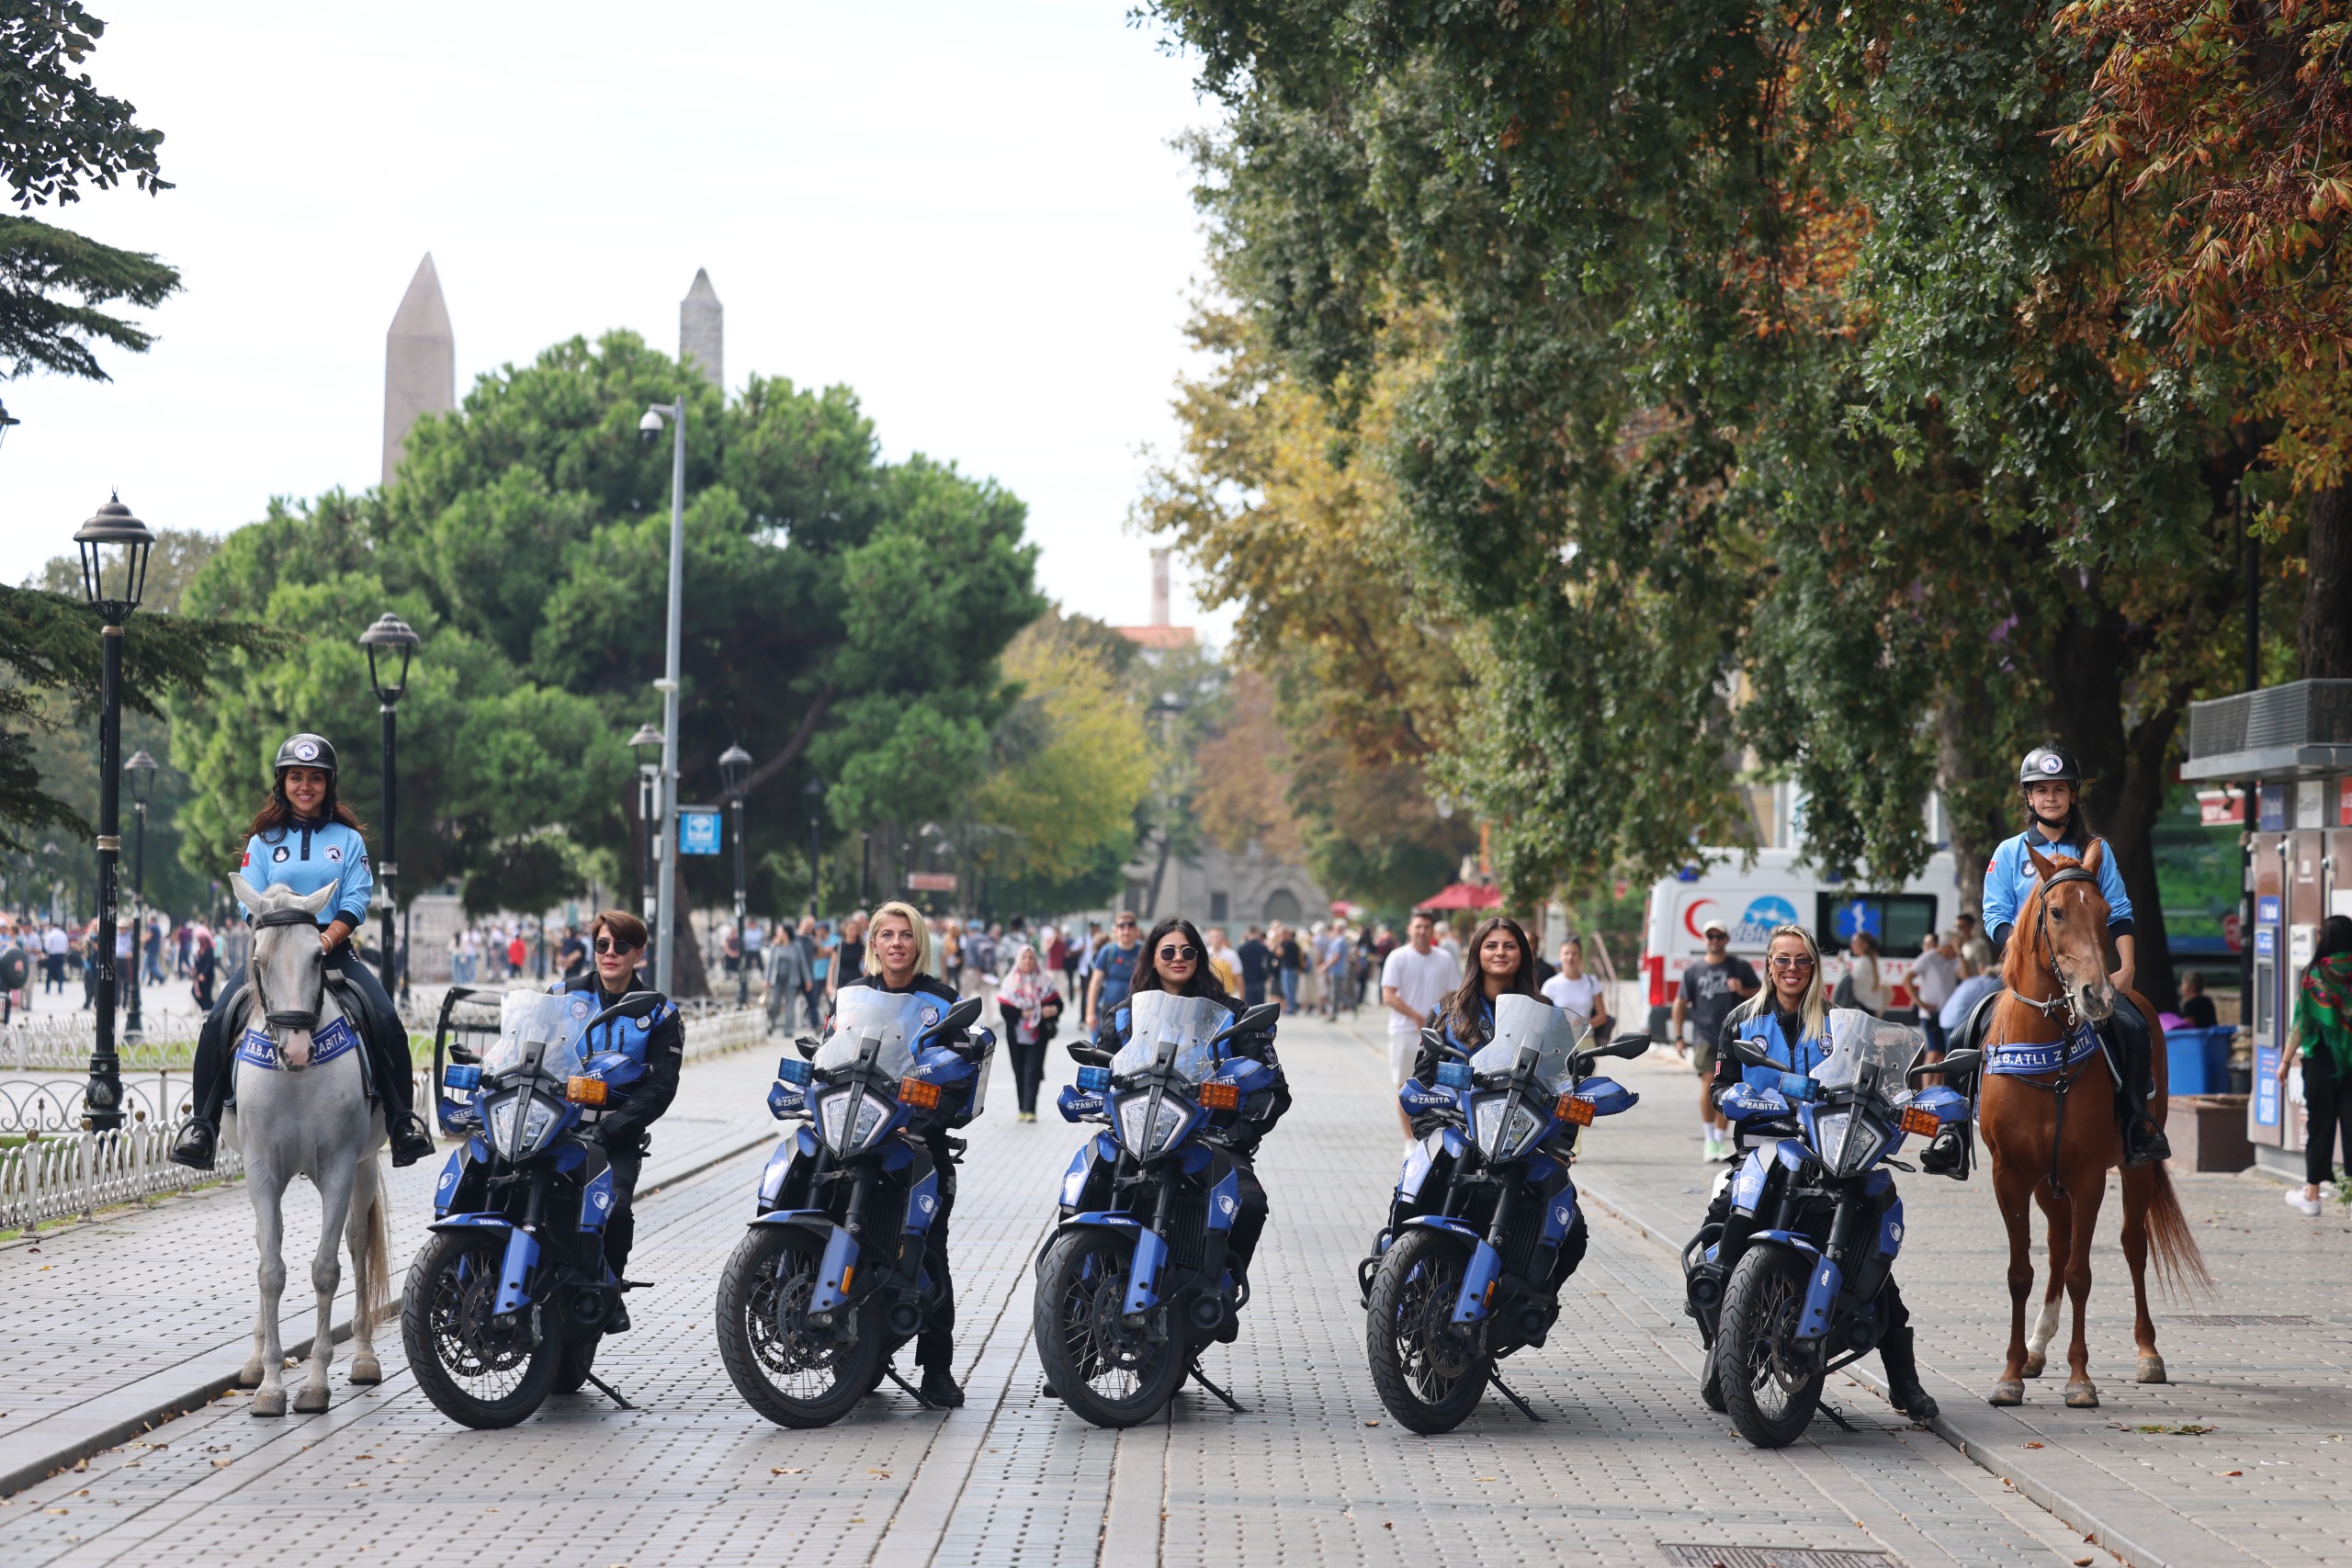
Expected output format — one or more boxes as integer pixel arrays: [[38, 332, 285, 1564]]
[[594, 937, 641, 955], [1158, 944, 1198, 962]]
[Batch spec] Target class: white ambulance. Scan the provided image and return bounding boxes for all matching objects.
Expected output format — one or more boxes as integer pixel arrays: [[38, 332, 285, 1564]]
[[1639, 847, 1962, 1039]]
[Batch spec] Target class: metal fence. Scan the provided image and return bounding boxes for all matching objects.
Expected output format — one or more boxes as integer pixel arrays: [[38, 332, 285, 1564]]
[[1, 1014, 203, 1072]]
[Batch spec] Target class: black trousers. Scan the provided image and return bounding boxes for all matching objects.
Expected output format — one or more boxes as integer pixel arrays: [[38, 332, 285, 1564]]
[[187, 944, 415, 1125], [1009, 1039, 1047, 1114], [1227, 1158, 1271, 1275], [2304, 1048, 2351, 1186], [604, 1146, 642, 1279], [916, 1146, 958, 1369]]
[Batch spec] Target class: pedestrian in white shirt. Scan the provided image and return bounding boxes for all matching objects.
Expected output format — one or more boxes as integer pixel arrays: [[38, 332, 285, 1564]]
[[1539, 937, 1612, 1035], [1910, 931, 1962, 1055], [1381, 911, 1460, 1141]]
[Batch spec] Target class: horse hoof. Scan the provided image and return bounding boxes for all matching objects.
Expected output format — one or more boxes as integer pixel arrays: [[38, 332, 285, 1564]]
[[237, 1361, 266, 1389], [2064, 1382, 2100, 1409], [250, 1389, 287, 1417], [2135, 1355, 2166, 1385], [293, 1385, 330, 1415], [2021, 1353, 2046, 1379], [349, 1355, 381, 1386], [1989, 1381, 2025, 1405]]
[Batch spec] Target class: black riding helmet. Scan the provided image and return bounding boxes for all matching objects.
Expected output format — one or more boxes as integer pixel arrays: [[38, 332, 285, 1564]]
[[264, 732, 342, 837], [2017, 746, 2080, 788]]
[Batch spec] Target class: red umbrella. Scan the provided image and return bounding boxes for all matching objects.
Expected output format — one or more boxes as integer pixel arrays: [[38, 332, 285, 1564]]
[[1416, 882, 1501, 912]]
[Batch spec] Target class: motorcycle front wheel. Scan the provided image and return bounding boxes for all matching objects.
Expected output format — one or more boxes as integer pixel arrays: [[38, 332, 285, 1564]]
[[716, 1225, 882, 1428], [1033, 1230, 1184, 1428], [1364, 1227, 1488, 1434], [401, 1229, 563, 1428], [551, 1332, 601, 1395], [1718, 1245, 1826, 1448]]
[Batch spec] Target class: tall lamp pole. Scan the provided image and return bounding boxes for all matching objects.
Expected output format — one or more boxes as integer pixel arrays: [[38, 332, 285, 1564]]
[[123, 750, 157, 1042], [802, 775, 827, 920], [628, 724, 664, 933], [73, 494, 154, 1134], [359, 613, 420, 999], [719, 745, 753, 1006], [638, 398, 687, 992]]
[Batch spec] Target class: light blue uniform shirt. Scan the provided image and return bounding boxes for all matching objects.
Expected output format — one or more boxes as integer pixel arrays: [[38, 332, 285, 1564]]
[[238, 818, 374, 929], [1980, 826, 2132, 948]]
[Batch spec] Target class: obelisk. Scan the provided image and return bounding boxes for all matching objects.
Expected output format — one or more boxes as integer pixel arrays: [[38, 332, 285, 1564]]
[[680, 268, 722, 389], [382, 254, 455, 488]]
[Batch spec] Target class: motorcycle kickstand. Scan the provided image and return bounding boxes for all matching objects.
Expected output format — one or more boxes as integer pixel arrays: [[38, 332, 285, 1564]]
[[1486, 1370, 1547, 1423], [1815, 1397, 1855, 1433], [880, 1360, 939, 1411], [582, 1370, 636, 1411], [1186, 1360, 1247, 1414]]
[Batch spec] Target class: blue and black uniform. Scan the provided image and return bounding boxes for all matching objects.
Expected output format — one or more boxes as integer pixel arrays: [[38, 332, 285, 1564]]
[[1981, 826, 2133, 957], [560, 969, 682, 1291]]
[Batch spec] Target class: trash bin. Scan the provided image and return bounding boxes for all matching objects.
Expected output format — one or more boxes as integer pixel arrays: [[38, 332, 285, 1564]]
[[2166, 1025, 2232, 1097]]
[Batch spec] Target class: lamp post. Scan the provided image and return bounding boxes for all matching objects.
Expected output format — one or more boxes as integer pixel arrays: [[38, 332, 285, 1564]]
[[802, 775, 827, 919], [628, 723, 664, 932], [359, 613, 420, 998], [123, 750, 157, 1042], [0, 398, 18, 453], [73, 494, 154, 1134], [638, 398, 687, 992], [718, 744, 753, 1006]]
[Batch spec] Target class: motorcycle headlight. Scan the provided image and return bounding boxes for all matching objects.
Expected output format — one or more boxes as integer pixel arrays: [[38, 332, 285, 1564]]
[[817, 1089, 894, 1156], [1114, 1093, 1195, 1158], [1472, 1095, 1544, 1161], [486, 1090, 564, 1158], [1811, 1110, 1885, 1178]]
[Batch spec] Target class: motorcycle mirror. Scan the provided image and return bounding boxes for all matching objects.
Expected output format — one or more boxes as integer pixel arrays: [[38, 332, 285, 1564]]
[[1603, 1032, 1651, 1059], [1912, 1047, 1981, 1080], [935, 996, 985, 1038], [794, 1034, 820, 1060], [1067, 1041, 1114, 1066], [1222, 1001, 1281, 1038], [1728, 1034, 1772, 1066]]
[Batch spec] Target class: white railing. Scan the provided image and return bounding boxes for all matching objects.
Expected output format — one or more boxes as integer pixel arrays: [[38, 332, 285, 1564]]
[[682, 1005, 767, 1062], [0, 1014, 204, 1072], [1, 1123, 246, 1234]]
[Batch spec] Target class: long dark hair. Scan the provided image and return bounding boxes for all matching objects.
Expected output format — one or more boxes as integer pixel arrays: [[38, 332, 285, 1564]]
[[2318, 914, 2352, 965], [1444, 916, 1540, 1036], [247, 772, 366, 842], [1131, 917, 1232, 1003]]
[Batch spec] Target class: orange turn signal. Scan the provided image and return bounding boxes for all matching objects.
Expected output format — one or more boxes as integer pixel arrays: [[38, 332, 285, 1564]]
[[899, 1078, 942, 1111], [1200, 1081, 1241, 1111], [564, 1076, 607, 1107], [1900, 1105, 1942, 1137], [1555, 1093, 1595, 1126]]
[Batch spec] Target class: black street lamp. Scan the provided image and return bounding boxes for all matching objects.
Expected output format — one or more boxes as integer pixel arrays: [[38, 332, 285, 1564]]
[[123, 749, 158, 1042], [73, 493, 154, 1134], [801, 775, 827, 919], [0, 398, 18, 454], [628, 724, 664, 930], [359, 613, 420, 998], [718, 744, 753, 1005]]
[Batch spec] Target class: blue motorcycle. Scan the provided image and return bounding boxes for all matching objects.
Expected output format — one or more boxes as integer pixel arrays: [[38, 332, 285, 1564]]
[[1033, 991, 1283, 1428], [716, 987, 991, 1427], [1362, 996, 1648, 1433], [405, 989, 647, 1427], [1687, 1010, 1975, 1447]]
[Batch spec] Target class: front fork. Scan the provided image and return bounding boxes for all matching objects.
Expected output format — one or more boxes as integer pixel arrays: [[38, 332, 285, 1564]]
[[1449, 1180, 1513, 1329]]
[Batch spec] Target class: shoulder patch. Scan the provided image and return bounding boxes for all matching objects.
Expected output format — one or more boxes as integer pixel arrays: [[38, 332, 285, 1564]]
[[271, 846, 289, 863]]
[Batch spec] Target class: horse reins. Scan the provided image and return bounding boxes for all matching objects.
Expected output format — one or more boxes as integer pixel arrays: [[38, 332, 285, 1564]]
[[1996, 863, 2099, 1198], [250, 906, 327, 1040]]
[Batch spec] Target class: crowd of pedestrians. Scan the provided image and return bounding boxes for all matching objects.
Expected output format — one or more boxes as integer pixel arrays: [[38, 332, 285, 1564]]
[[0, 908, 229, 1018]]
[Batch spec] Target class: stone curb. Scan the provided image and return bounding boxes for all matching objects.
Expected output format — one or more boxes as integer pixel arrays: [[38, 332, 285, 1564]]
[[1573, 1176, 2212, 1568], [0, 1122, 774, 1500]]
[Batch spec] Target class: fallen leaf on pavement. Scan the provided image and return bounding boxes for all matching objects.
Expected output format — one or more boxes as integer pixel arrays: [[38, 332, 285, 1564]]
[[2024, 1442, 2043, 1450]]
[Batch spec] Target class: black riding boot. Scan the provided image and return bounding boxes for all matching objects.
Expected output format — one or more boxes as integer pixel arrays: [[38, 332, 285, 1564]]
[[1878, 1323, 1939, 1423], [329, 946, 434, 1167], [170, 1004, 237, 1170], [1920, 1122, 1970, 1175], [2114, 1023, 2172, 1168]]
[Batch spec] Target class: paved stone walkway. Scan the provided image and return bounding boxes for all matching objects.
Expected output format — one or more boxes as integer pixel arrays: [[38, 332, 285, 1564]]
[[0, 1016, 2129, 1567]]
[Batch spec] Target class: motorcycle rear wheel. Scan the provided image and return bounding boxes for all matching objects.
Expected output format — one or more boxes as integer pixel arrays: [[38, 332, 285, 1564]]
[[1718, 1246, 1825, 1448], [1365, 1228, 1489, 1435], [1033, 1230, 1184, 1428], [401, 1229, 564, 1429], [717, 1226, 882, 1428]]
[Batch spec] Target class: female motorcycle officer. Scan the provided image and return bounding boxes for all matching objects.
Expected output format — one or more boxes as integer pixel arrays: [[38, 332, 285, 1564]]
[[832, 900, 981, 1408], [1411, 915, 1544, 1085], [560, 909, 681, 1329], [1694, 922, 1937, 1422], [171, 734, 434, 1170], [1979, 745, 2166, 1165]]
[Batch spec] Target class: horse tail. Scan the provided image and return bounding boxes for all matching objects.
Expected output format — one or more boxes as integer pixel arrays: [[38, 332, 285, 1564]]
[[2143, 1159, 2212, 1298], [355, 1155, 392, 1335]]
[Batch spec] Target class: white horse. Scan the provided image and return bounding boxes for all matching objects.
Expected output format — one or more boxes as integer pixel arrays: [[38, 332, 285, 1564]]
[[220, 874, 393, 1416]]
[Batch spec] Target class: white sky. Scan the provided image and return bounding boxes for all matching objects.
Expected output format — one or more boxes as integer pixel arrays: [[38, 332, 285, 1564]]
[[0, 1, 1231, 640]]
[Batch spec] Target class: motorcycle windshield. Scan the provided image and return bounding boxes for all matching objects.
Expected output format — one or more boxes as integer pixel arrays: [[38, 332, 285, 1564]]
[[1812, 1009, 1927, 1109], [481, 989, 596, 1082], [1112, 991, 1231, 1089], [1468, 994, 1587, 1093], [814, 987, 933, 1081]]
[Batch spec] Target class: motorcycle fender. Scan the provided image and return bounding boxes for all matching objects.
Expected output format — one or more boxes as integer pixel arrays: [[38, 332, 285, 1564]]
[[580, 1168, 616, 1234], [1748, 1228, 1820, 1254], [1795, 1253, 1843, 1342], [494, 1225, 540, 1316], [1450, 1240, 1504, 1326], [427, 1212, 509, 1233], [1123, 1225, 1171, 1316], [431, 1147, 468, 1219], [808, 1225, 862, 1316], [1402, 1213, 1482, 1243]]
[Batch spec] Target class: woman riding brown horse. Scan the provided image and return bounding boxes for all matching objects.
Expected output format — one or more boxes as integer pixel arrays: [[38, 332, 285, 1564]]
[[1977, 841, 2208, 1408]]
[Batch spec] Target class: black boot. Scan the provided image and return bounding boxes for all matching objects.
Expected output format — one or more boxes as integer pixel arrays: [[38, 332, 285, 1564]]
[[169, 1118, 218, 1171], [1920, 1123, 1967, 1176], [388, 1110, 435, 1168], [1879, 1325, 1939, 1424], [2122, 1111, 2172, 1168], [920, 1363, 966, 1408]]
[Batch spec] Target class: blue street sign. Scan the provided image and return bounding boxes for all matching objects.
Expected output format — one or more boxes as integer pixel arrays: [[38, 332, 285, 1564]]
[[677, 807, 723, 856], [2257, 895, 2281, 924], [2255, 1046, 2281, 1126], [2256, 927, 2277, 957]]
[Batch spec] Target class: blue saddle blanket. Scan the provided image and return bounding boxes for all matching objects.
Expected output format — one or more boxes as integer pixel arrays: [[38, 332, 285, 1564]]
[[1985, 1022, 2102, 1077], [238, 1014, 361, 1072]]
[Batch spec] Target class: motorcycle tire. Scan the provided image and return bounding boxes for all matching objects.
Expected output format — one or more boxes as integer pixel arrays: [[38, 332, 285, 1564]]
[[401, 1229, 564, 1429], [717, 1225, 882, 1429], [1717, 1245, 1825, 1448], [1364, 1227, 1489, 1435], [1033, 1230, 1184, 1428], [551, 1333, 601, 1396]]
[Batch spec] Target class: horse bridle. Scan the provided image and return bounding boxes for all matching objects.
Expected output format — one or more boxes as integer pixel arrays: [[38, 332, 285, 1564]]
[[250, 906, 327, 1034], [2019, 864, 2099, 1029]]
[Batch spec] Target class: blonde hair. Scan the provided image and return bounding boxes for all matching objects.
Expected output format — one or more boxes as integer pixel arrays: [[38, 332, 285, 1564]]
[[1731, 923, 1827, 1043], [864, 900, 935, 978]]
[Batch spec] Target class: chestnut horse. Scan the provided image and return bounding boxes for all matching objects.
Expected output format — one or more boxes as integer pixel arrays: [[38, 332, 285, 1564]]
[[1978, 842, 2208, 1408]]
